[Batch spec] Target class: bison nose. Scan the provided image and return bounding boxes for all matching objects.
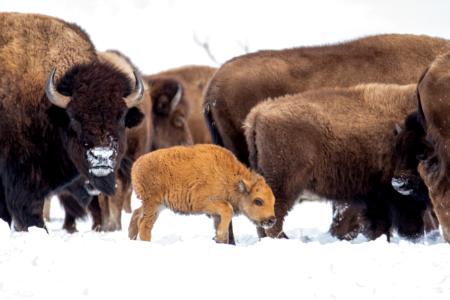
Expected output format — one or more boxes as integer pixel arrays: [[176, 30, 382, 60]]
[[86, 147, 117, 174], [268, 216, 277, 225], [391, 177, 406, 189]]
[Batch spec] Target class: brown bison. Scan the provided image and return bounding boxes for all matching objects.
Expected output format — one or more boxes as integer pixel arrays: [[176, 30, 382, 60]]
[[203, 33, 450, 243], [0, 13, 146, 231], [129, 144, 276, 243], [415, 52, 450, 243], [148, 65, 217, 144], [244, 83, 430, 241], [204, 34, 450, 166]]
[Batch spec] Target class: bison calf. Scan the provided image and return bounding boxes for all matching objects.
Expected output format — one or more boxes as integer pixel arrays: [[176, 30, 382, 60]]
[[130, 144, 276, 243]]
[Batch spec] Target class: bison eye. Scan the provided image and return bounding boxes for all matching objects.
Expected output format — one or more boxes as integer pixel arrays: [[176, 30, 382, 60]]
[[174, 118, 184, 127], [417, 153, 427, 160], [254, 199, 263, 206]]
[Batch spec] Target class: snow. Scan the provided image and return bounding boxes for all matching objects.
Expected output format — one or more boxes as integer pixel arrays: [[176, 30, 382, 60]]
[[1, 196, 450, 300], [1, 0, 450, 299]]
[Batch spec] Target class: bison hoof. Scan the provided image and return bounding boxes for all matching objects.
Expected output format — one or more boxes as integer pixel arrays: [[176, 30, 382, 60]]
[[213, 233, 229, 244]]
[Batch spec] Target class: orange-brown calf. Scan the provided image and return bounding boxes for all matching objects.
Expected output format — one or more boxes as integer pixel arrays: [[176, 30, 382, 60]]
[[130, 144, 276, 243]]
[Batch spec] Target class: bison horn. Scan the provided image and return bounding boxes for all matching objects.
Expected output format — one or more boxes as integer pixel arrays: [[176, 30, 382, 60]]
[[170, 84, 183, 111], [124, 71, 145, 108], [395, 124, 403, 134], [46, 67, 71, 108]]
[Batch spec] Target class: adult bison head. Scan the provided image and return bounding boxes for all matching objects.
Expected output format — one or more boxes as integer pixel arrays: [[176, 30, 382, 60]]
[[392, 112, 432, 198], [149, 77, 193, 150], [46, 62, 145, 196]]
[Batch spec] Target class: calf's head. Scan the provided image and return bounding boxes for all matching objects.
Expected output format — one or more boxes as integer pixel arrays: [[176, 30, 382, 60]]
[[149, 77, 193, 150], [392, 112, 433, 197], [238, 175, 276, 229], [46, 62, 145, 195]]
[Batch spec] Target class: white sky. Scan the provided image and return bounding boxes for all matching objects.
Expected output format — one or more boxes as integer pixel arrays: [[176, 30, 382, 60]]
[[2, 0, 450, 75]]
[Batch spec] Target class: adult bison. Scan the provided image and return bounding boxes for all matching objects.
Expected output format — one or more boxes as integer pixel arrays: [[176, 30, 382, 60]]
[[204, 34, 450, 166], [145, 65, 217, 144], [244, 83, 429, 241], [0, 13, 145, 231], [415, 52, 450, 243], [54, 51, 194, 232], [204, 33, 450, 242], [392, 112, 439, 234]]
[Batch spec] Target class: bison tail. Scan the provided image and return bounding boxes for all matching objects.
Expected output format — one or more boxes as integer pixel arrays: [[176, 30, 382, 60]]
[[203, 102, 224, 146], [243, 109, 259, 171]]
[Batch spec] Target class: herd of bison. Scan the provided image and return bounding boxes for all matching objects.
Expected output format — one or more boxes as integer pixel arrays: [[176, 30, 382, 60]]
[[2, 12, 450, 245]]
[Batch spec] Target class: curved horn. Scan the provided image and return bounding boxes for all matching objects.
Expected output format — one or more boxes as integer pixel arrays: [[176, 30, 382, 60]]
[[170, 83, 183, 111], [395, 124, 403, 134], [124, 71, 145, 108], [46, 67, 71, 108]]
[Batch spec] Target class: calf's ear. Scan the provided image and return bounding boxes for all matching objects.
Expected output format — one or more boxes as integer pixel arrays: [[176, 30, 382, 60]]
[[238, 178, 251, 193], [125, 107, 145, 128]]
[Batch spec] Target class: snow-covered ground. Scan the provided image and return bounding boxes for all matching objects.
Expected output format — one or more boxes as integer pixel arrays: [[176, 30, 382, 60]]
[[1, 195, 449, 300], [2, 0, 450, 299]]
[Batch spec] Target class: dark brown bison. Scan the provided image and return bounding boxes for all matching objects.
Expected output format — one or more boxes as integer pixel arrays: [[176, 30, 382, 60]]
[[331, 113, 439, 241], [54, 51, 194, 232], [392, 112, 439, 234], [204, 33, 450, 243], [0, 13, 146, 231], [414, 52, 450, 243], [244, 83, 430, 241], [149, 65, 217, 144]]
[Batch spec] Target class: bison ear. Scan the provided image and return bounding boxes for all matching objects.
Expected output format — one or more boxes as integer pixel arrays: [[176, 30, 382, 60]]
[[46, 106, 70, 128], [238, 178, 251, 193], [125, 107, 145, 128]]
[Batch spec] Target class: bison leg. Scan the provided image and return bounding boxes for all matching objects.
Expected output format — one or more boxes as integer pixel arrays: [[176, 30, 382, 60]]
[[199, 200, 233, 243], [97, 194, 110, 231], [329, 202, 364, 241], [43, 197, 52, 222], [0, 181, 12, 226], [122, 189, 133, 213], [128, 206, 143, 240], [263, 192, 295, 239], [59, 194, 88, 233], [227, 221, 236, 245], [138, 202, 163, 242], [88, 196, 102, 231], [106, 179, 128, 231]]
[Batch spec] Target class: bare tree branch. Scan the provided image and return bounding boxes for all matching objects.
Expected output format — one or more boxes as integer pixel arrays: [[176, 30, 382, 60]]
[[193, 31, 221, 66], [237, 38, 250, 54]]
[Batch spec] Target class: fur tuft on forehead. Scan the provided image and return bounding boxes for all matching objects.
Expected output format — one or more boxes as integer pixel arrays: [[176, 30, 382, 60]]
[[56, 61, 133, 107]]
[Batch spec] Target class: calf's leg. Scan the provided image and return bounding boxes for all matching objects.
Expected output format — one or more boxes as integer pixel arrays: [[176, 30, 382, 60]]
[[138, 201, 163, 242], [198, 200, 233, 243]]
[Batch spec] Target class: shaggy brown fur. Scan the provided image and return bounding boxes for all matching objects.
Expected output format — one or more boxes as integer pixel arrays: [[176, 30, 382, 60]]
[[146, 76, 193, 150], [151, 65, 217, 144], [56, 53, 199, 232], [130, 145, 276, 242], [415, 51, 450, 243], [392, 112, 439, 234], [0, 13, 145, 230], [245, 84, 429, 241], [204, 34, 450, 166]]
